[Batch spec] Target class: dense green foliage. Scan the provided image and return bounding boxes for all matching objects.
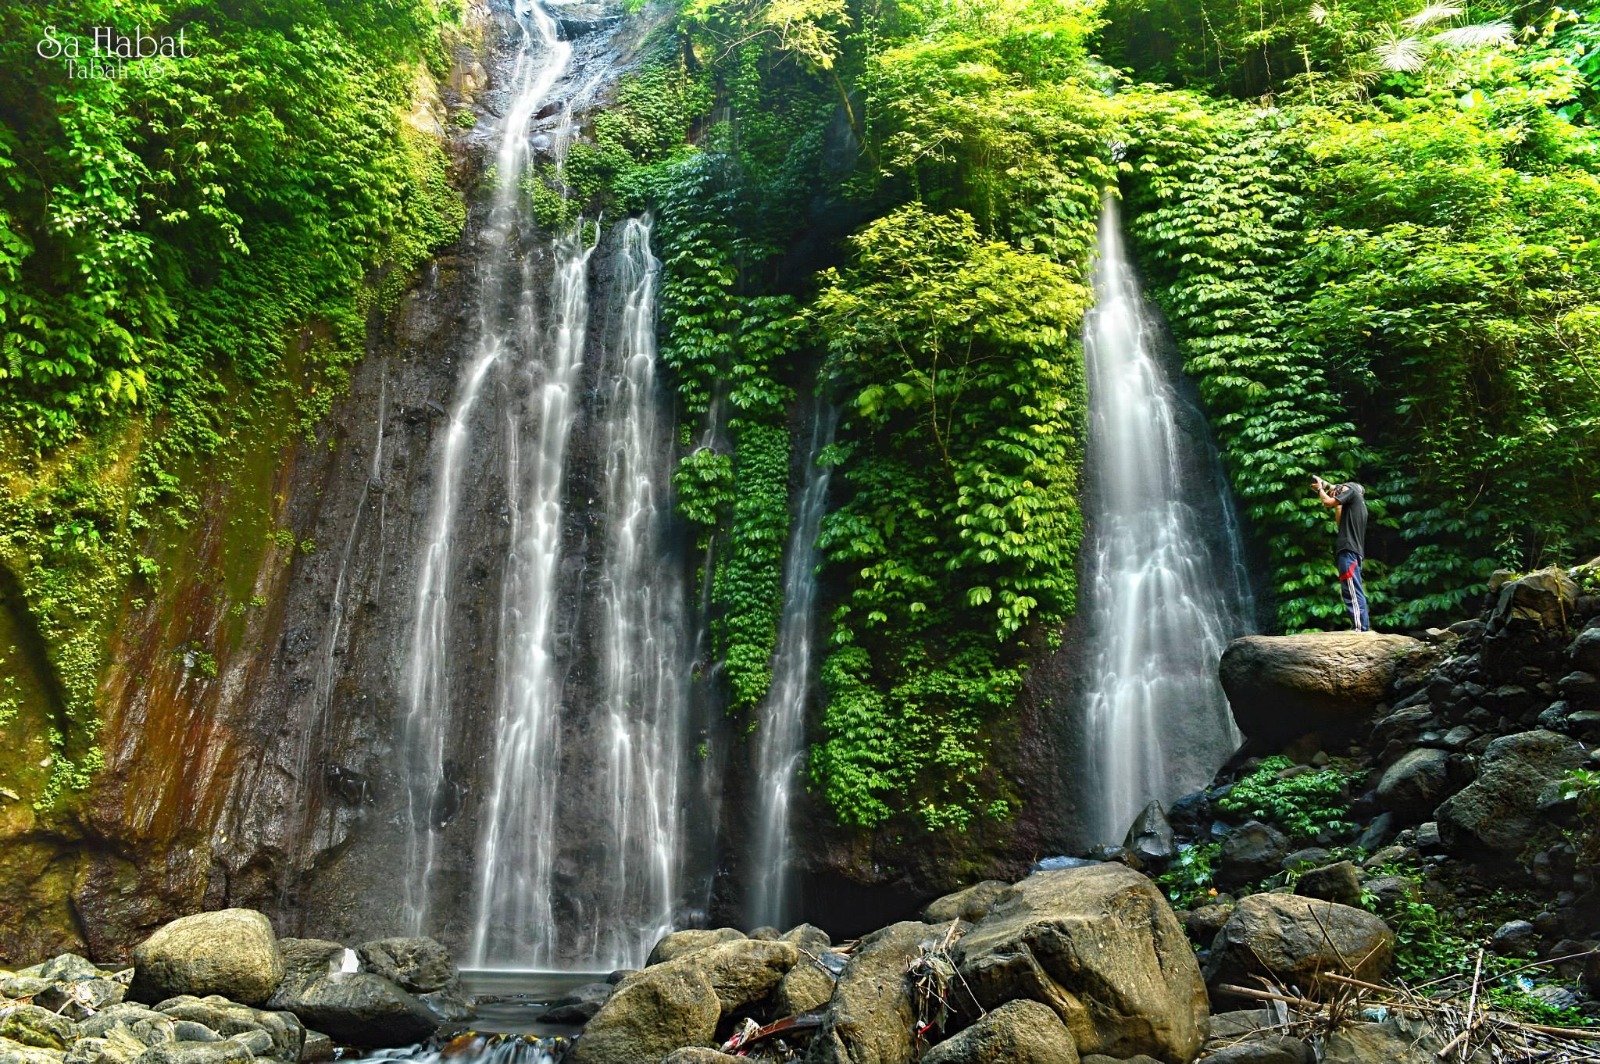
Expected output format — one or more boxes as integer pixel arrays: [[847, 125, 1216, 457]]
[[4, 0, 1597, 831], [1117, 3, 1600, 629], [0, 0, 465, 802], [1214, 754, 1361, 839]]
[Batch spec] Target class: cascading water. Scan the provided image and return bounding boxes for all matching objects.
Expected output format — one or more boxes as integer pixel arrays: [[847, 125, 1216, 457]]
[[1080, 196, 1255, 844], [581, 218, 692, 967], [396, 0, 710, 970], [747, 403, 837, 930], [400, 0, 574, 936], [468, 225, 594, 968]]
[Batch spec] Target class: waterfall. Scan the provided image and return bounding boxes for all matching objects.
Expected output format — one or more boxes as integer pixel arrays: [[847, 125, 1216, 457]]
[[467, 225, 594, 968], [400, 0, 573, 936], [584, 217, 692, 967], [396, 0, 711, 970], [747, 404, 837, 930], [1080, 197, 1254, 844]]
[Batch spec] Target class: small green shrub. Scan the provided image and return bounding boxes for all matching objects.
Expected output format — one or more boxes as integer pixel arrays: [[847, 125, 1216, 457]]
[[1157, 842, 1221, 908], [1216, 756, 1361, 840]]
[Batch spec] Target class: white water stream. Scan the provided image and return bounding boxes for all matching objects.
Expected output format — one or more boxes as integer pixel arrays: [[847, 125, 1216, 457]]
[[747, 404, 837, 930], [401, 0, 576, 937], [1080, 197, 1254, 844]]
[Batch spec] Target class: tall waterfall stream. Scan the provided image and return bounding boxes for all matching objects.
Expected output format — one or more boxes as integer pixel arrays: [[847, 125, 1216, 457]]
[[397, 0, 698, 970], [1079, 197, 1255, 844]]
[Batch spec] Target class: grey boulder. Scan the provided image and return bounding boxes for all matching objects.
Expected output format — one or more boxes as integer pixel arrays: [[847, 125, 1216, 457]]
[[1206, 894, 1392, 997], [1436, 730, 1587, 860], [1375, 748, 1453, 821], [955, 864, 1207, 1064], [1220, 633, 1430, 743], [568, 966, 721, 1064], [922, 1000, 1078, 1064], [130, 911, 285, 1007]]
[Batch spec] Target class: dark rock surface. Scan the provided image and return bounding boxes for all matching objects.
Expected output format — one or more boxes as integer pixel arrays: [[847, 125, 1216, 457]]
[[1220, 633, 1434, 744], [1205, 895, 1393, 997]]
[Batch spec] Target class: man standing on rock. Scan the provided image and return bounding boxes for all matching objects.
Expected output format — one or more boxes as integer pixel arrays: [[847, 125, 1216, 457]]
[[1313, 475, 1370, 632]]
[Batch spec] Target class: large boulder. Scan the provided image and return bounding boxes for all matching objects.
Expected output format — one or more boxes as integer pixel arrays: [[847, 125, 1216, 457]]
[[774, 926, 836, 1015], [1375, 748, 1453, 821], [1220, 634, 1429, 744], [1489, 569, 1579, 632], [954, 865, 1206, 1064], [805, 921, 934, 1064], [922, 1000, 1078, 1064], [659, 938, 798, 1014], [1205, 895, 1393, 997], [569, 966, 721, 1064], [130, 911, 285, 1007], [647, 929, 746, 966], [1435, 729, 1587, 860], [923, 883, 1010, 925], [1215, 823, 1290, 890], [265, 971, 434, 1048]]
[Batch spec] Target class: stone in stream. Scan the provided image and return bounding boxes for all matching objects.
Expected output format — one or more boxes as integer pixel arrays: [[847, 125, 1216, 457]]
[[568, 966, 721, 1064], [354, 939, 456, 994], [1220, 633, 1432, 745], [1124, 801, 1178, 866], [922, 882, 1010, 925], [922, 1000, 1078, 1064], [355, 938, 473, 1024], [954, 864, 1207, 1064], [1205, 894, 1392, 1000], [129, 911, 285, 1007], [538, 982, 614, 1024], [264, 970, 433, 1049]]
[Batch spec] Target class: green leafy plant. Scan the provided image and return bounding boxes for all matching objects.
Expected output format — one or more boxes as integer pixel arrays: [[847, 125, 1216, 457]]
[[1216, 756, 1361, 840], [1157, 841, 1222, 908]]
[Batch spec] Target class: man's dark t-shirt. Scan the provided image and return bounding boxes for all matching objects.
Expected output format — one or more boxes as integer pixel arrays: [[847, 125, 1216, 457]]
[[1332, 482, 1367, 559]]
